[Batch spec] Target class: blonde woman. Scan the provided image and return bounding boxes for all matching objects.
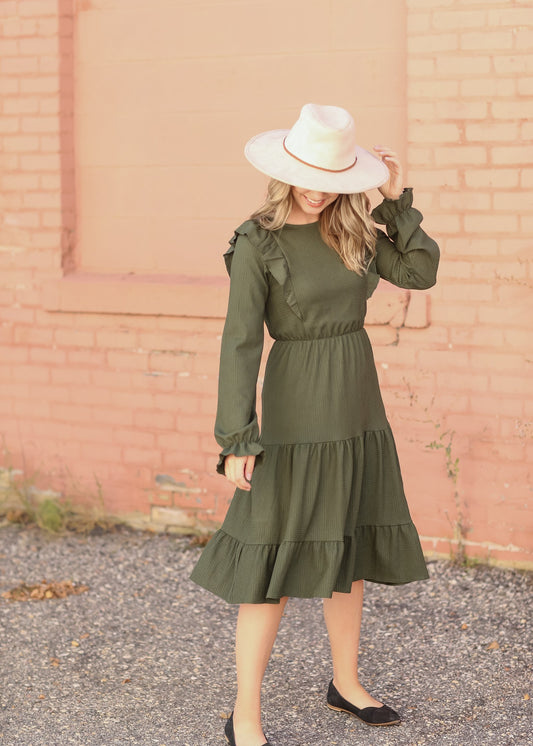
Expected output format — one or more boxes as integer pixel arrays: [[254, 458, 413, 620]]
[[191, 104, 440, 746]]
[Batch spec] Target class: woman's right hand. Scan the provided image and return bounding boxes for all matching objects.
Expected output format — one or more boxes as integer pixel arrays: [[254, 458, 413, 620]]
[[224, 454, 256, 491]]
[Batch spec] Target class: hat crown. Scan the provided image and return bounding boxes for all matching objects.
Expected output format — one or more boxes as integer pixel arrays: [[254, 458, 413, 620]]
[[284, 104, 357, 173]]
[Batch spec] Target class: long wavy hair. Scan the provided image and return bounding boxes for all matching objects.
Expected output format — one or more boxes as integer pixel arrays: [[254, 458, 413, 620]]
[[250, 179, 377, 275]]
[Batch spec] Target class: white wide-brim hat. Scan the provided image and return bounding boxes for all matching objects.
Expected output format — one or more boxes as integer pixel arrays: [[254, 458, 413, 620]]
[[244, 103, 389, 194]]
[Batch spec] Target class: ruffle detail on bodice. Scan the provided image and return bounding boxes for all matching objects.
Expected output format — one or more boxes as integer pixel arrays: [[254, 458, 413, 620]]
[[224, 220, 303, 320]]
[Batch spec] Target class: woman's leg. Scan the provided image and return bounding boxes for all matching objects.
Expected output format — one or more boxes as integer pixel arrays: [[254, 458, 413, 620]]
[[232, 597, 288, 746], [323, 580, 382, 708]]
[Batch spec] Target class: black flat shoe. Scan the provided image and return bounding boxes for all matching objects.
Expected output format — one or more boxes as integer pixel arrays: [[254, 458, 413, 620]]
[[224, 712, 270, 746], [326, 680, 401, 726]]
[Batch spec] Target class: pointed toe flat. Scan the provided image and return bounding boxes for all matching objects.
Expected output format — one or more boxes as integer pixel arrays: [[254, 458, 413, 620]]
[[224, 712, 270, 746], [326, 680, 401, 726]]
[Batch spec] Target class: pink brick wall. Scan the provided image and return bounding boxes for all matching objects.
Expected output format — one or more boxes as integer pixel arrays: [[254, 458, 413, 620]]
[[0, 0, 531, 568]]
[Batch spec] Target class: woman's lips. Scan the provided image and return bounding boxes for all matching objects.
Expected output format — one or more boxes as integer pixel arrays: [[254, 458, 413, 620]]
[[304, 196, 326, 207]]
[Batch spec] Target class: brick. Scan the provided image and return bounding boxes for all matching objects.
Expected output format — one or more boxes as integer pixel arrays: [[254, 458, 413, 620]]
[[430, 303, 477, 326], [19, 37, 58, 55], [81, 443, 123, 464], [157, 432, 201, 452], [434, 146, 487, 166], [487, 8, 533, 27], [107, 350, 147, 371], [408, 33, 458, 53], [0, 117, 20, 135], [504, 329, 533, 349], [514, 28, 533, 51], [464, 214, 519, 234], [460, 77, 515, 98], [407, 12, 431, 33], [493, 55, 533, 75], [469, 395, 523, 419], [4, 135, 40, 153], [439, 193, 490, 211], [407, 58, 436, 78], [471, 351, 525, 373], [521, 122, 533, 141], [492, 100, 533, 120], [408, 80, 459, 99], [122, 448, 161, 466], [15, 364, 50, 383], [465, 122, 519, 143], [491, 191, 533, 213], [96, 329, 139, 349], [13, 398, 51, 419], [41, 211, 63, 228], [39, 56, 60, 75], [432, 9, 487, 30], [409, 122, 461, 143], [21, 116, 58, 134], [1, 173, 39, 190], [436, 55, 490, 76], [517, 77, 533, 96], [113, 390, 154, 409], [29, 347, 67, 365], [20, 77, 59, 94], [51, 367, 91, 385], [449, 326, 504, 348], [55, 329, 95, 347], [0, 345, 29, 363], [1, 56, 39, 74], [492, 145, 533, 166], [406, 169, 459, 188], [148, 351, 194, 374], [18, 0, 58, 17], [72, 387, 111, 407], [114, 429, 155, 448], [435, 100, 487, 121], [3, 98, 40, 115], [133, 410, 175, 430], [19, 154, 61, 172], [490, 375, 530, 397], [460, 31, 513, 51], [465, 169, 518, 189], [418, 349, 469, 370]]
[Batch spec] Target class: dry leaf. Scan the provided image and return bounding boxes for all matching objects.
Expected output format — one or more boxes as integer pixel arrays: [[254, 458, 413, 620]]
[[461, 623, 468, 630], [486, 641, 500, 650], [122, 678, 131, 684], [71, 641, 79, 647], [1, 580, 89, 602], [524, 694, 530, 701], [50, 658, 60, 667]]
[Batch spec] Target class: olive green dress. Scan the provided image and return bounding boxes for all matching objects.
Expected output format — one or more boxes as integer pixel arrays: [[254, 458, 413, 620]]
[[191, 189, 439, 604]]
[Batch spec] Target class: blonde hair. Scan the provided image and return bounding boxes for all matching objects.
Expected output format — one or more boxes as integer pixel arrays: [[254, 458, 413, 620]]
[[250, 179, 377, 275]]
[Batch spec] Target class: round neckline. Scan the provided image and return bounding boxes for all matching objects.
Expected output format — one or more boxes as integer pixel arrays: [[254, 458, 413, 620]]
[[283, 221, 319, 228]]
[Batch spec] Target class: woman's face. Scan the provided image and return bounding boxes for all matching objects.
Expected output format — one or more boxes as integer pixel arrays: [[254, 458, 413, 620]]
[[288, 186, 339, 224]]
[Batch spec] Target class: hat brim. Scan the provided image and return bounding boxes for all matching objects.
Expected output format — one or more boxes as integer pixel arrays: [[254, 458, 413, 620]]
[[244, 129, 389, 194]]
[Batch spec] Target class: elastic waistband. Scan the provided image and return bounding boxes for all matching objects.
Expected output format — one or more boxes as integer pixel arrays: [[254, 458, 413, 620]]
[[273, 327, 365, 343]]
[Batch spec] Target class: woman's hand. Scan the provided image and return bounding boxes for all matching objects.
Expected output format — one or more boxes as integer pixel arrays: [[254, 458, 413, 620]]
[[374, 146, 404, 200], [224, 454, 256, 491]]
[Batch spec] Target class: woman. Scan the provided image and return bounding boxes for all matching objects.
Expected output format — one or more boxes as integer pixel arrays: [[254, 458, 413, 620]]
[[191, 103, 439, 746]]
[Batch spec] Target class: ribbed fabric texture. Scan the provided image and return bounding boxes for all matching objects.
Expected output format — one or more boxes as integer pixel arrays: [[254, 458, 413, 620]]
[[191, 189, 440, 603]]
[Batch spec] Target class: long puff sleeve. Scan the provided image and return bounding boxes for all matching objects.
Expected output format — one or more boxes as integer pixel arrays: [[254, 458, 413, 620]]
[[369, 188, 440, 290], [215, 230, 269, 475]]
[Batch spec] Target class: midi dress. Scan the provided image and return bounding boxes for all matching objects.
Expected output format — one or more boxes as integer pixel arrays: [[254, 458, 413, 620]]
[[190, 188, 440, 604]]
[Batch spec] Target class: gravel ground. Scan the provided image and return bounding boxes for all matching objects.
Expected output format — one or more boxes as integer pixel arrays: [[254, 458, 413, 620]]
[[0, 524, 531, 746]]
